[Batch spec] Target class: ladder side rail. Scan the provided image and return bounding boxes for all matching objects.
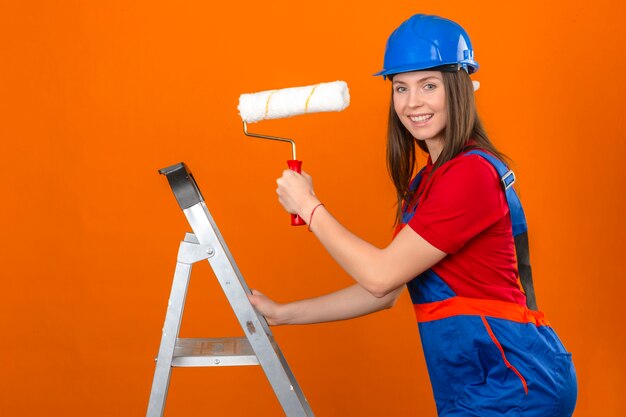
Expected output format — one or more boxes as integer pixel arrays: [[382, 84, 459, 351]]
[[146, 239, 196, 417], [183, 202, 314, 416]]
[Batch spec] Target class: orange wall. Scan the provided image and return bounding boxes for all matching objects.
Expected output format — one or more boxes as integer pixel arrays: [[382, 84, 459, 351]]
[[1, 1, 624, 416]]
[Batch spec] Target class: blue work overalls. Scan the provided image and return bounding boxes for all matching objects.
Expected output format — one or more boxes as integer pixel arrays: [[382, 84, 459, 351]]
[[402, 151, 577, 417]]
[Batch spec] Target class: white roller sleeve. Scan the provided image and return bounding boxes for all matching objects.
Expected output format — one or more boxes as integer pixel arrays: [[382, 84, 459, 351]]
[[238, 81, 350, 123]]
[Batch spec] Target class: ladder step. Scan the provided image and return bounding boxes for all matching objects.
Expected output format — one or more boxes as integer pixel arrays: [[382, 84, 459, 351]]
[[172, 337, 260, 367]]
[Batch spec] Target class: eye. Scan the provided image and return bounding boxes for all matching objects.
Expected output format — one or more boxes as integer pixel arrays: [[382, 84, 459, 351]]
[[423, 83, 437, 91], [394, 85, 407, 93]]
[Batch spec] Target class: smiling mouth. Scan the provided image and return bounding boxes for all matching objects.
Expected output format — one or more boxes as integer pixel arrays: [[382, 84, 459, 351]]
[[409, 114, 433, 122]]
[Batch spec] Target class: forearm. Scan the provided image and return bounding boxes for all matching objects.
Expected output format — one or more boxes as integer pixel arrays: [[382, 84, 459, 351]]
[[302, 203, 391, 297], [280, 283, 403, 325], [277, 170, 446, 299]]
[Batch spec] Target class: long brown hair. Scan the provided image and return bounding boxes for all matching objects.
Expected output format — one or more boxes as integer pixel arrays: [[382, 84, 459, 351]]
[[387, 69, 508, 225]]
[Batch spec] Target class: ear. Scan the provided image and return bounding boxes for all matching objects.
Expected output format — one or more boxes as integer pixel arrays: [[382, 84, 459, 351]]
[[472, 80, 480, 91]]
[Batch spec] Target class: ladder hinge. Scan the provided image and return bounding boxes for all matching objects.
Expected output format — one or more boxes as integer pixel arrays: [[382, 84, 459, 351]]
[[177, 241, 215, 264]]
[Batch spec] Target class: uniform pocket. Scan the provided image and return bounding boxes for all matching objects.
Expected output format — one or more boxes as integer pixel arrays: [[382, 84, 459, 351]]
[[550, 352, 577, 417], [480, 316, 528, 394]]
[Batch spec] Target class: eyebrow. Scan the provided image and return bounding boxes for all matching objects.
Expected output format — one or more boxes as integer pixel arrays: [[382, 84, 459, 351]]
[[393, 76, 440, 84]]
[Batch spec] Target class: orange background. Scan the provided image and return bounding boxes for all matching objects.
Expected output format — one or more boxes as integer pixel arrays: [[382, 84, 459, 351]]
[[1, 1, 624, 416]]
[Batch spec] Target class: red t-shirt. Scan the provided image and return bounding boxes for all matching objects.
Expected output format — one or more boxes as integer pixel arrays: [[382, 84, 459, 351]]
[[404, 151, 526, 305]]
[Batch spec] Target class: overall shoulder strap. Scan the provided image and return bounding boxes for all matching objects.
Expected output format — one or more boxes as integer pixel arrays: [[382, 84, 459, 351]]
[[400, 167, 428, 225], [409, 166, 428, 193], [464, 150, 538, 310]]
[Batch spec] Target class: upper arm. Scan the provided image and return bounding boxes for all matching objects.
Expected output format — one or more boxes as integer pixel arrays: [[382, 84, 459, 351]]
[[408, 156, 508, 254], [372, 226, 447, 297], [371, 156, 507, 296]]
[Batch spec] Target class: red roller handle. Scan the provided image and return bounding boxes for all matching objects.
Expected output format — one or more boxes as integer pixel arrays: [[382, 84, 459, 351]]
[[287, 160, 306, 226]]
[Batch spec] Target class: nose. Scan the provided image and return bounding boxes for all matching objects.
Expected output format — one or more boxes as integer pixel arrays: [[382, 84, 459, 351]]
[[407, 90, 423, 108]]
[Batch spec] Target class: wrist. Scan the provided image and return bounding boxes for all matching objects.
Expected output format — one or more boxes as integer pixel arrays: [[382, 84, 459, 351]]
[[298, 197, 322, 223], [276, 302, 294, 325]]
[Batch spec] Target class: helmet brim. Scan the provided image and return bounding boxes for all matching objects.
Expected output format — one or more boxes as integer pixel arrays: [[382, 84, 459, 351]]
[[374, 61, 479, 78]]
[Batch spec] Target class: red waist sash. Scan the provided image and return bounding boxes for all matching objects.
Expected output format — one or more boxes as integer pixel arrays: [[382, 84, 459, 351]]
[[414, 296, 549, 326]]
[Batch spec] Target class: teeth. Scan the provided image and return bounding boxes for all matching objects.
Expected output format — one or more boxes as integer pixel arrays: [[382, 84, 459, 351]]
[[410, 114, 432, 122]]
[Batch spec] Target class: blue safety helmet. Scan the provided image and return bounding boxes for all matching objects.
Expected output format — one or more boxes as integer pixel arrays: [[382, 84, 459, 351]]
[[374, 14, 479, 79]]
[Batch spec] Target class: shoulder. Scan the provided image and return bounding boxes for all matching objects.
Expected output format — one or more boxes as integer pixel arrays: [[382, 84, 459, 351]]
[[434, 151, 501, 190], [409, 151, 511, 254]]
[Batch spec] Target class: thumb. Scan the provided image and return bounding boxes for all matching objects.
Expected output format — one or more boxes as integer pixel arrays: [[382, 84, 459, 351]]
[[248, 288, 264, 305], [250, 288, 264, 297]]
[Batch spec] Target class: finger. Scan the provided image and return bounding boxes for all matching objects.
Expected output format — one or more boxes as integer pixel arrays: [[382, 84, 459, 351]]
[[276, 171, 290, 185], [248, 292, 263, 308], [247, 293, 258, 306]]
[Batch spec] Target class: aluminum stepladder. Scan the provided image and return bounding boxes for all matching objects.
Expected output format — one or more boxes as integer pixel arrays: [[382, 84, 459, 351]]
[[146, 162, 314, 417]]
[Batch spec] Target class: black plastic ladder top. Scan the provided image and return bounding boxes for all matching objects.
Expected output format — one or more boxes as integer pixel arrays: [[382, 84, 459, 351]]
[[158, 162, 205, 210]]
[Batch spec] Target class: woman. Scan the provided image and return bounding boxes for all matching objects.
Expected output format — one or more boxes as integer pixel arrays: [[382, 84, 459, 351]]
[[249, 14, 577, 417]]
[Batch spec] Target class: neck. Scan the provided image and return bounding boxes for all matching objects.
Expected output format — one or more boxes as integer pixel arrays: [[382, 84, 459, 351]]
[[425, 138, 444, 164]]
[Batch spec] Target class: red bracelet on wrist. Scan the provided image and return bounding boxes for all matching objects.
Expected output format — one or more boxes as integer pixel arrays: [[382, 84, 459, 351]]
[[307, 203, 325, 232]]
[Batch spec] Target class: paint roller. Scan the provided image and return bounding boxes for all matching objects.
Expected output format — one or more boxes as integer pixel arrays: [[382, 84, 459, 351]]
[[238, 81, 350, 226]]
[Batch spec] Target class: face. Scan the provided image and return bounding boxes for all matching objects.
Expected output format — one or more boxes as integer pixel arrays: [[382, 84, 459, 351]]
[[392, 70, 447, 143]]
